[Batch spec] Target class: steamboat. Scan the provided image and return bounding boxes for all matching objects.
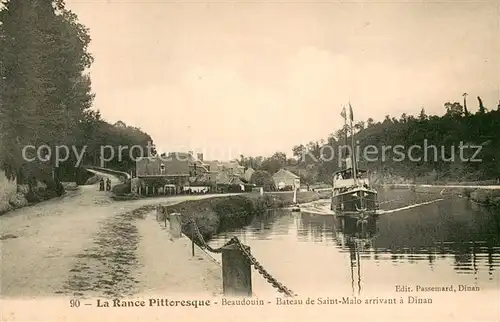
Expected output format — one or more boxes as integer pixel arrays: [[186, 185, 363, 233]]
[[330, 103, 379, 218]]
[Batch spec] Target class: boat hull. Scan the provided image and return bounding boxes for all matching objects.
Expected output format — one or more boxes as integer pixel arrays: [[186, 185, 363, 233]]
[[330, 189, 379, 216]]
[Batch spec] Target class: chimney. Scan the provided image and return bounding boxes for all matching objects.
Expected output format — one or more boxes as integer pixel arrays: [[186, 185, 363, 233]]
[[197, 153, 204, 161]]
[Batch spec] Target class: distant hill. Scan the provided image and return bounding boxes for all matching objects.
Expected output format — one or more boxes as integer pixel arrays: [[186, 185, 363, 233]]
[[240, 101, 500, 184]]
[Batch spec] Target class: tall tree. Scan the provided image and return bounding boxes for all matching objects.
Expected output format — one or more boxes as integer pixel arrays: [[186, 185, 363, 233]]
[[477, 96, 486, 114], [0, 0, 94, 183], [418, 108, 428, 121], [462, 92, 469, 115]]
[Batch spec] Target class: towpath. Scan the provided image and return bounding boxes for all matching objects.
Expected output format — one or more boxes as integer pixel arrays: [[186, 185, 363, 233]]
[[0, 172, 237, 299]]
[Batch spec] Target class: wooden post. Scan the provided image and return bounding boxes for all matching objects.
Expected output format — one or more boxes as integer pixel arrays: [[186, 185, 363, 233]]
[[222, 244, 252, 297], [191, 224, 195, 257], [169, 213, 182, 238]]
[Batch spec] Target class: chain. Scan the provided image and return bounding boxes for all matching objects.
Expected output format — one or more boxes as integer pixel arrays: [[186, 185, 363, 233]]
[[184, 218, 297, 297], [232, 236, 297, 297], [184, 218, 237, 253]]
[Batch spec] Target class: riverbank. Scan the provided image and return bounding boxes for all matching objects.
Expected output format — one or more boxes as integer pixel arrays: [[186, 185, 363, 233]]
[[384, 183, 500, 208], [164, 190, 330, 241], [1, 181, 328, 298], [0, 184, 231, 298]]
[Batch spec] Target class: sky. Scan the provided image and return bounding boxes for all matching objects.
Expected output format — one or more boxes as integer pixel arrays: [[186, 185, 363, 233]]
[[66, 0, 499, 161]]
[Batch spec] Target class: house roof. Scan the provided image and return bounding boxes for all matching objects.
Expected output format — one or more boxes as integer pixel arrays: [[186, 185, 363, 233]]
[[214, 171, 247, 185], [219, 162, 244, 171], [230, 177, 245, 185], [272, 169, 299, 179], [215, 171, 231, 185], [136, 156, 189, 176], [167, 152, 209, 172], [204, 160, 221, 172]]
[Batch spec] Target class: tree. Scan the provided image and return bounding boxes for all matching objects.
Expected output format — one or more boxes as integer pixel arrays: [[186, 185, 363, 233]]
[[0, 0, 93, 184], [305, 141, 320, 162], [477, 96, 487, 114], [1, 0, 154, 187], [462, 93, 469, 116], [326, 134, 336, 146], [418, 108, 428, 121], [250, 170, 274, 191], [114, 121, 127, 128], [400, 113, 408, 123], [260, 152, 287, 174], [292, 144, 306, 162], [444, 102, 464, 117], [1, 0, 46, 180], [354, 121, 365, 131]]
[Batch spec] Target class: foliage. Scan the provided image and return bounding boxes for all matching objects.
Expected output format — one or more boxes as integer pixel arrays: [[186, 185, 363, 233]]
[[0, 0, 93, 182], [111, 182, 131, 196], [249, 170, 275, 191], [240, 100, 500, 184], [0, 0, 154, 189]]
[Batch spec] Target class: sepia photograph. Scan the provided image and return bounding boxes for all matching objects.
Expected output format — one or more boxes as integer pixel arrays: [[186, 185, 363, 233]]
[[0, 0, 499, 321]]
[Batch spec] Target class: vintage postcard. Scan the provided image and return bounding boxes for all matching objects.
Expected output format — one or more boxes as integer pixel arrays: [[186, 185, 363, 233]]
[[0, 0, 499, 321]]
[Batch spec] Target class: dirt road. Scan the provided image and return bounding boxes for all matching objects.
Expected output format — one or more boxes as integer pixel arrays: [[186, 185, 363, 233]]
[[0, 174, 233, 299]]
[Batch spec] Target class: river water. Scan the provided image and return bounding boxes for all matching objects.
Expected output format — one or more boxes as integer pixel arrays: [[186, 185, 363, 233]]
[[207, 189, 500, 296]]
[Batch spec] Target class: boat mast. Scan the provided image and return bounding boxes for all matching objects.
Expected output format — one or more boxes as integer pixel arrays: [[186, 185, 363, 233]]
[[341, 105, 348, 170], [349, 102, 358, 184]]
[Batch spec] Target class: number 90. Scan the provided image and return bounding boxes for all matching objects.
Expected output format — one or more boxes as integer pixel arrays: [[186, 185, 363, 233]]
[[70, 299, 80, 307]]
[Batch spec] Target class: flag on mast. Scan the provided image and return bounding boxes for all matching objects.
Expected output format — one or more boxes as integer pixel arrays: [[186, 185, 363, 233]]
[[349, 102, 354, 122], [340, 106, 347, 120]]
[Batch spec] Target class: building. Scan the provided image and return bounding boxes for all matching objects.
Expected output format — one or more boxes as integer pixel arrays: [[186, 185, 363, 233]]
[[214, 170, 248, 193], [218, 161, 245, 177], [135, 155, 190, 195], [202, 160, 221, 183], [169, 152, 210, 177], [272, 169, 300, 191]]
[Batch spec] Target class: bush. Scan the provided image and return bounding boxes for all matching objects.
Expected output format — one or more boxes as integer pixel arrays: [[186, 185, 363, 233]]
[[111, 192, 141, 201], [111, 182, 131, 195]]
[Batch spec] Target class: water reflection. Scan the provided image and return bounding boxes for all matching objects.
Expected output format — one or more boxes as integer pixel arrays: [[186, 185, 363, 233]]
[[297, 205, 500, 280], [209, 193, 500, 294], [298, 213, 378, 295], [337, 216, 378, 295]]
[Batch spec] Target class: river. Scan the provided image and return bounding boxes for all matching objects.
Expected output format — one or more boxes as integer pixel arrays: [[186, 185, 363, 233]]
[[207, 189, 500, 296]]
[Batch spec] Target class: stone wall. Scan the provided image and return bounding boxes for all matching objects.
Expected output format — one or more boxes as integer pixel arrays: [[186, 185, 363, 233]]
[[0, 170, 66, 215]]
